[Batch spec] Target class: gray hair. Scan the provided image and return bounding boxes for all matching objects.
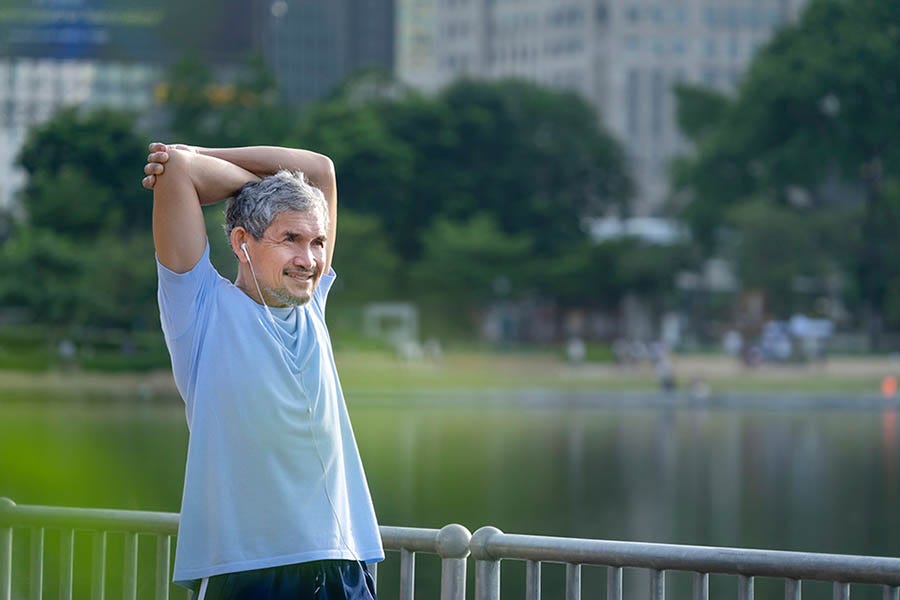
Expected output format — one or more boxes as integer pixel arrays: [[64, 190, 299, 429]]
[[224, 170, 328, 239]]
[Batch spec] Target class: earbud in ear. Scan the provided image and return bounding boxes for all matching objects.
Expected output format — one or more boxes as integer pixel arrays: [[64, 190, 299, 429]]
[[240, 242, 251, 263]]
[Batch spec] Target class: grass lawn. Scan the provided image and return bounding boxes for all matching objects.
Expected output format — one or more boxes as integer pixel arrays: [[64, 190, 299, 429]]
[[0, 351, 895, 399]]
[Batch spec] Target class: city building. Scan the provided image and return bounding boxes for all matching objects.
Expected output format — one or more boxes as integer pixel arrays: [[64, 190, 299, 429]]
[[262, 0, 396, 104], [396, 0, 810, 215], [0, 0, 396, 209], [0, 1, 170, 209]]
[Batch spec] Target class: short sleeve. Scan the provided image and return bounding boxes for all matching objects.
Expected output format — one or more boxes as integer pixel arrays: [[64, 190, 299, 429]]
[[312, 268, 337, 314], [157, 242, 218, 341]]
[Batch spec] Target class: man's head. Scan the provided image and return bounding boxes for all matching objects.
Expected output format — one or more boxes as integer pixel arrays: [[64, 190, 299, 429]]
[[226, 170, 330, 307]]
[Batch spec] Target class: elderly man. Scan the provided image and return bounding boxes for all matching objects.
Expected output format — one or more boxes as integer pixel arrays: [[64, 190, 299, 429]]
[[143, 143, 383, 599]]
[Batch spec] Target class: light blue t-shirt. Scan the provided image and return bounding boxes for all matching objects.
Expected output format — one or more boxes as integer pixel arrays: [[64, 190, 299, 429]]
[[157, 243, 384, 589]]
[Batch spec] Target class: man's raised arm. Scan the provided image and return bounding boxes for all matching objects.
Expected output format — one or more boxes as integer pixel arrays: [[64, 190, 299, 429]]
[[145, 143, 258, 274], [196, 146, 338, 274]]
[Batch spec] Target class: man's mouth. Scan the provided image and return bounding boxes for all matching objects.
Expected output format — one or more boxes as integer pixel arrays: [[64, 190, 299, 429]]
[[286, 270, 315, 282]]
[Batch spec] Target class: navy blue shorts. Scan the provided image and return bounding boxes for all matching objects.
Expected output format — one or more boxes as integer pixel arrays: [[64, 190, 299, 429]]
[[198, 560, 377, 600]]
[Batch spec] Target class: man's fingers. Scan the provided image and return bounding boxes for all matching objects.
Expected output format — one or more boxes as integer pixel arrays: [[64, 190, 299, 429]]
[[147, 151, 169, 164], [148, 142, 167, 153], [144, 162, 164, 176], [142, 174, 156, 189]]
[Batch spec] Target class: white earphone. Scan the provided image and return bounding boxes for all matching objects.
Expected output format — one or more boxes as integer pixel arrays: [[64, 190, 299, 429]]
[[241, 241, 250, 262]]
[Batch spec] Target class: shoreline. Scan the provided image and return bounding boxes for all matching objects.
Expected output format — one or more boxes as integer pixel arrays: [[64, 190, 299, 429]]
[[0, 353, 898, 398]]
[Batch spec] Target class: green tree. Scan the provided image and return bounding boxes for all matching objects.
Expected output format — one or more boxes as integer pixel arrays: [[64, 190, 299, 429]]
[[723, 198, 856, 316], [165, 54, 290, 147], [672, 0, 900, 343], [17, 108, 150, 238], [294, 77, 633, 263], [0, 229, 84, 324], [329, 209, 402, 306], [1, 108, 159, 334], [411, 214, 533, 329]]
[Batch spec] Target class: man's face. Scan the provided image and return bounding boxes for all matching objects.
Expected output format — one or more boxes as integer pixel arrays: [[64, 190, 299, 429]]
[[247, 209, 328, 307]]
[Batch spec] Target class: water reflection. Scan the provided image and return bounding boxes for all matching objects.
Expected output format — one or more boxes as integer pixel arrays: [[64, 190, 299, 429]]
[[1, 395, 898, 599]]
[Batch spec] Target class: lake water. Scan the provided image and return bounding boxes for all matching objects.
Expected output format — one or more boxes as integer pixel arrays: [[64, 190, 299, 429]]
[[1, 391, 898, 599]]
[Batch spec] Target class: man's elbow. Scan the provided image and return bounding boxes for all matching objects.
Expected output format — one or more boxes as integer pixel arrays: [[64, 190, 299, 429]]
[[311, 154, 336, 188], [316, 154, 335, 179]]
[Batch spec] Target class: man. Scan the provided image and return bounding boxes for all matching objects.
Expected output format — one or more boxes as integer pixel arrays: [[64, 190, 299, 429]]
[[142, 143, 383, 599]]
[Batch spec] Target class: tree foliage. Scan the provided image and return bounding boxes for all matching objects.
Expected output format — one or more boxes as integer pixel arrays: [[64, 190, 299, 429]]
[[292, 77, 633, 267], [17, 108, 150, 238], [1, 108, 157, 331], [672, 0, 900, 339]]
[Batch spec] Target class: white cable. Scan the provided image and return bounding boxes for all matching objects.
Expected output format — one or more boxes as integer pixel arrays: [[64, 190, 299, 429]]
[[245, 246, 362, 565]]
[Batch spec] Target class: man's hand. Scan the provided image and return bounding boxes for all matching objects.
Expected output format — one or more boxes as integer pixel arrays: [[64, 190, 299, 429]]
[[142, 143, 201, 190]]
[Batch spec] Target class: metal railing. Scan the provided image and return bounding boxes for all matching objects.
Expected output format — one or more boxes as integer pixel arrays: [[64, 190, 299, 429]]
[[4, 497, 900, 600]]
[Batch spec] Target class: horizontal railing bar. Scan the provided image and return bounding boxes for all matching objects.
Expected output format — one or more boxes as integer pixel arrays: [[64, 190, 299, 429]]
[[380, 526, 441, 553], [6, 498, 900, 593], [477, 532, 900, 586], [0, 499, 178, 535]]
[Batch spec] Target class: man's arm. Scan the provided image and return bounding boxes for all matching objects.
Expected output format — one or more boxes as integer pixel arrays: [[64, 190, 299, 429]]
[[145, 143, 258, 274], [196, 146, 338, 274]]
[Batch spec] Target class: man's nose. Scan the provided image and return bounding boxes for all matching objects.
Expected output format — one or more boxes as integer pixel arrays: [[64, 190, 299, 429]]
[[294, 245, 315, 269]]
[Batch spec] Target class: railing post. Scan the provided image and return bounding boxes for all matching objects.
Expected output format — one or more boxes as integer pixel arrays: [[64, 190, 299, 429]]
[[155, 535, 170, 600], [834, 582, 850, 600], [0, 498, 12, 600], [399, 548, 416, 600], [123, 532, 138, 600], [607, 566, 623, 600], [785, 578, 801, 600], [526, 560, 541, 600], [471, 526, 502, 600], [60, 528, 74, 600], [93, 532, 107, 600], [436, 523, 471, 600], [29, 529, 43, 600], [692, 572, 708, 600], [565, 563, 581, 600], [650, 569, 665, 600]]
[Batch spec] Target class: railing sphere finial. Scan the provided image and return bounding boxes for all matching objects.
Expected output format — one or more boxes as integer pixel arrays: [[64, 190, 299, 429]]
[[436, 523, 472, 558], [470, 526, 503, 561]]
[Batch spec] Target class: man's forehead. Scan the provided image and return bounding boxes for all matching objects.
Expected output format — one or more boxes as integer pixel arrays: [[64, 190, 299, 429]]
[[269, 209, 327, 234]]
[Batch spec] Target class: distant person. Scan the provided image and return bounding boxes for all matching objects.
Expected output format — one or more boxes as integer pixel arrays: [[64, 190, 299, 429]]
[[651, 341, 676, 392], [142, 143, 382, 599]]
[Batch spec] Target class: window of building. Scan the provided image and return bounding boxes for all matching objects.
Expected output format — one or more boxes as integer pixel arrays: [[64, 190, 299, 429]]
[[626, 68, 640, 136], [650, 69, 664, 137], [653, 39, 666, 57], [625, 35, 640, 52], [625, 4, 640, 23]]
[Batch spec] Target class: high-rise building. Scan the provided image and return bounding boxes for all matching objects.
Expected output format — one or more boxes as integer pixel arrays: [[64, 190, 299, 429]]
[[0, 0, 171, 209], [396, 0, 809, 214], [263, 0, 396, 104], [0, 0, 397, 209]]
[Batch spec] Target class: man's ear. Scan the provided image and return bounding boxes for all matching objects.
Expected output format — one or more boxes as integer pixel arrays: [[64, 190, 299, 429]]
[[230, 227, 250, 263]]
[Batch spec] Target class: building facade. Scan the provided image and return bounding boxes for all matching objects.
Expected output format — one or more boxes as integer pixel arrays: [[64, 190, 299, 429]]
[[263, 0, 396, 104], [396, 0, 809, 214], [0, 0, 396, 209]]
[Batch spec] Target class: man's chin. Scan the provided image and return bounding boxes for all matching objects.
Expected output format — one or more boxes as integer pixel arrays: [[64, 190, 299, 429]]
[[267, 286, 313, 307]]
